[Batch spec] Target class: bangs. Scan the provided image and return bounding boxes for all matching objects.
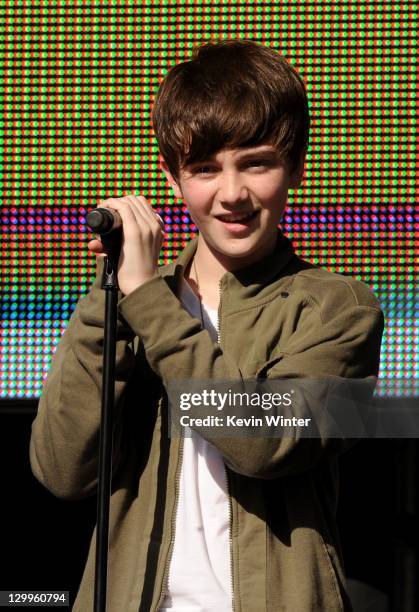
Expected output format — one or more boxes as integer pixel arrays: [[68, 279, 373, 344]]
[[178, 88, 296, 170]]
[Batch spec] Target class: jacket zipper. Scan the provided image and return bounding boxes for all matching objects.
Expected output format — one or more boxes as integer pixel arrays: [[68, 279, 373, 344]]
[[155, 277, 235, 611], [217, 279, 236, 612], [154, 424, 185, 611], [224, 463, 235, 612]]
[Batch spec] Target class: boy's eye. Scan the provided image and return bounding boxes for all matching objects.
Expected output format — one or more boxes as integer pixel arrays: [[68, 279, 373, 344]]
[[193, 160, 270, 174], [195, 166, 215, 174]]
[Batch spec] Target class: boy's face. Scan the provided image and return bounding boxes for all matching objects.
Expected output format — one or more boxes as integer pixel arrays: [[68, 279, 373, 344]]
[[160, 143, 305, 270]]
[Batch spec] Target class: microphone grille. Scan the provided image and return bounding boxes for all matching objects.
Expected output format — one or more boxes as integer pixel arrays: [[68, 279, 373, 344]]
[[86, 208, 113, 233]]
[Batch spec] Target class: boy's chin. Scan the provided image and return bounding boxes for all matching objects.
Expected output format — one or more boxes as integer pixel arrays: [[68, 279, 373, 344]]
[[208, 235, 274, 262]]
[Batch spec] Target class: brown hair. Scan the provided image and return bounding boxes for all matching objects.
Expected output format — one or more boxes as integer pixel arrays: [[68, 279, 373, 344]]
[[152, 38, 310, 183]]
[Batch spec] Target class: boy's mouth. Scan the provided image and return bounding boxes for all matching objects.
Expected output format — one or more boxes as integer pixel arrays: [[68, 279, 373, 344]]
[[215, 210, 259, 224]]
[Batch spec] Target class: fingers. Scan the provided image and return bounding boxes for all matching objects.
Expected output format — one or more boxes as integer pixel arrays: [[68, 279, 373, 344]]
[[97, 197, 140, 239], [88, 194, 164, 265], [124, 195, 152, 232], [96, 194, 164, 236], [87, 238, 107, 258], [125, 194, 165, 235], [87, 238, 104, 251]]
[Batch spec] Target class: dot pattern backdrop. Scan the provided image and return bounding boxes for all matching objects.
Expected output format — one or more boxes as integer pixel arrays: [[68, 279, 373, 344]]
[[0, 1, 417, 399]]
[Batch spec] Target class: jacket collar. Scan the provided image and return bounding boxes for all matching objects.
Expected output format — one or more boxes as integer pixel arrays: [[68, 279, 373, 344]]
[[160, 228, 297, 301]]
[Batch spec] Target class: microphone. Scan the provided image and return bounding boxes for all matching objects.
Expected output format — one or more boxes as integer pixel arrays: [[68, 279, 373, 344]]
[[86, 208, 122, 235], [86, 207, 164, 235]]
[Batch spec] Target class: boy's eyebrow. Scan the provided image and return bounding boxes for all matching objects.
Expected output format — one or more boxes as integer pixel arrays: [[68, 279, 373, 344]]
[[186, 146, 280, 166], [234, 146, 280, 159]]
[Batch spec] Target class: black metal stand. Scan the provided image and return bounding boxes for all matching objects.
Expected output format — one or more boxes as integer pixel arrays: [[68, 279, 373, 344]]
[[92, 229, 122, 612]]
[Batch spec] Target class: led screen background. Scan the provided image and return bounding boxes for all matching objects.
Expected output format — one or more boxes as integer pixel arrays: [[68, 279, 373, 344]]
[[0, 1, 417, 399]]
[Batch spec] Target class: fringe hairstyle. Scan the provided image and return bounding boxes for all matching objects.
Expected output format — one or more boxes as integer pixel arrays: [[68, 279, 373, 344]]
[[152, 38, 310, 183]]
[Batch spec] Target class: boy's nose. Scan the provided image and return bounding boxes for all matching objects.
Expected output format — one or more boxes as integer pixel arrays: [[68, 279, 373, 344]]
[[217, 173, 249, 204]]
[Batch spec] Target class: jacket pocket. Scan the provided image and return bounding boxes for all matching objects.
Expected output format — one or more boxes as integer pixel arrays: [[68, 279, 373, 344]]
[[264, 474, 348, 611], [315, 528, 346, 611]]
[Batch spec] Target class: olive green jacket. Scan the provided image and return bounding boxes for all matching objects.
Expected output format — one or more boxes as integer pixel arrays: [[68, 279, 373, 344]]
[[30, 229, 384, 611]]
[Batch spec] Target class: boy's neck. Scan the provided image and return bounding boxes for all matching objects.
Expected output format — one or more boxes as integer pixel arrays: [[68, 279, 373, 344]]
[[183, 239, 225, 310], [184, 233, 278, 309], [192, 238, 230, 287]]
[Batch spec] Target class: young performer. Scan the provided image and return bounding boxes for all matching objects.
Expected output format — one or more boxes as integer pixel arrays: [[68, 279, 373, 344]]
[[30, 39, 384, 611]]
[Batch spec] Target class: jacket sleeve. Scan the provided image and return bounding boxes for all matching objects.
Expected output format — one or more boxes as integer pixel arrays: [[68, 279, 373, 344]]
[[29, 257, 137, 500], [117, 273, 385, 479]]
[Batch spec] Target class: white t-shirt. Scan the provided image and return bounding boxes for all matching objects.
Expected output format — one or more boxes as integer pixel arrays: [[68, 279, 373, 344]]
[[159, 277, 233, 612]]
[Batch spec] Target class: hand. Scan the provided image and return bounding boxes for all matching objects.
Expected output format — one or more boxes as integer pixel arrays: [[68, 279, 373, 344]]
[[87, 194, 165, 296]]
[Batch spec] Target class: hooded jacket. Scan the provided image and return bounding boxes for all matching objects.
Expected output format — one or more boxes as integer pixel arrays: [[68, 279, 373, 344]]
[[30, 229, 384, 611]]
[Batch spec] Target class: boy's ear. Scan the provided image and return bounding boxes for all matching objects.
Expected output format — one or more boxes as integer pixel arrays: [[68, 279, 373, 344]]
[[288, 149, 307, 189], [159, 156, 183, 199]]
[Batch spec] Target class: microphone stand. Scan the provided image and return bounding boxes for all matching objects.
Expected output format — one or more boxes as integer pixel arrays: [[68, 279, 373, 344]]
[[91, 226, 122, 612]]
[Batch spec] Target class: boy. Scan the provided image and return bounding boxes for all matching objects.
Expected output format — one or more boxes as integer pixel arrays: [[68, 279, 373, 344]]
[[30, 39, 384, 611]]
